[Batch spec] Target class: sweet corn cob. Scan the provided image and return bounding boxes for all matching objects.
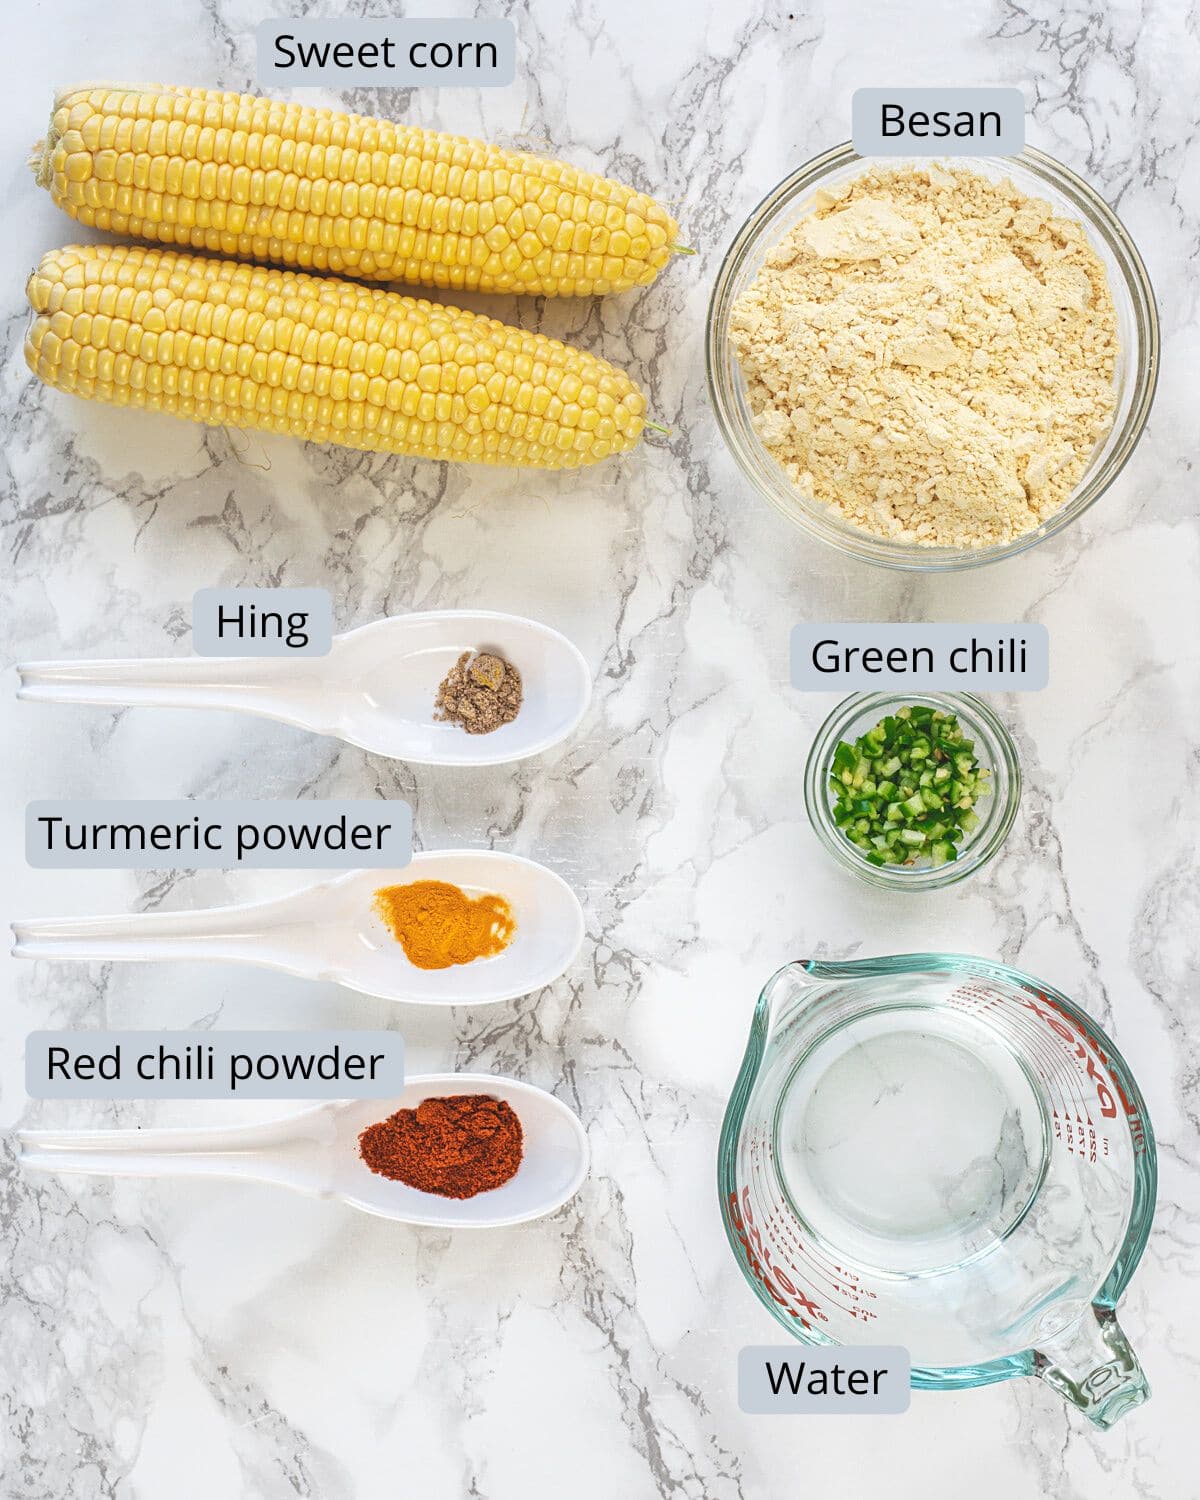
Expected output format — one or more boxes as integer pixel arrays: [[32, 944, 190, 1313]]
[[33, 86, 681, 297], [25, 244, 647, 468]]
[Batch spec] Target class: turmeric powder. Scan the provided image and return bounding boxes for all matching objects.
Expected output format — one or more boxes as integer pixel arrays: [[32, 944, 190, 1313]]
[[373, 879, 516, 969]]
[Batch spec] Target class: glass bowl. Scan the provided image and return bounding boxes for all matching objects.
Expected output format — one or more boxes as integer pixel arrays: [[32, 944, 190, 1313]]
[[804, 691, 1020, 889], [706, 143, 1159, 571]]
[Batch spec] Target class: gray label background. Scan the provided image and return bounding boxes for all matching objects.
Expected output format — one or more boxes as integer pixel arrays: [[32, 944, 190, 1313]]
[[28, 1031, 404, 1099], [258, 19, 516, 86], [27, 800, 412, 869], [791, 623, 1048, 690], [193, 588, 332, 656], [739, 1346, 911, 1414], [852, 88, 1025, 155]]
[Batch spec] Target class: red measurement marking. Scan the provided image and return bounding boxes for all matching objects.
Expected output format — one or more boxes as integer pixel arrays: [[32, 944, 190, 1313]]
[[1020, 991, 1117, 1118], [744, 1142, 869, 1315], [1022, 989, 1146, 1152], [729, 1189, 827, 1327], [948, 981, 1008, 1013], [1053, 1110, 1110, 1165], [1009, 1008, 1092, 1117], [953, 984, 1095, 1132]]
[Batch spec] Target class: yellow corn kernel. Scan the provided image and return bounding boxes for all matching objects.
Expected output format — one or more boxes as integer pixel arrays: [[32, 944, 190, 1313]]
[[25, 243, 646, 469], [32, 85, 682, 296]]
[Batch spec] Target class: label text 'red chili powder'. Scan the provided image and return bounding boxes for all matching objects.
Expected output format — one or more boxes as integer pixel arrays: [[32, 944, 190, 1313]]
[[358, 1094, 524, 1198]]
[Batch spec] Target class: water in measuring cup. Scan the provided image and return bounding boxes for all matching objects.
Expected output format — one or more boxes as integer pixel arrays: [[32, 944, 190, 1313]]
[[776, 1003, 1051, 1277]]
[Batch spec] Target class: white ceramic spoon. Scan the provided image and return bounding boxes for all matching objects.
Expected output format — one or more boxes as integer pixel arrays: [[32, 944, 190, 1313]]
[[16, 610, 591, 766], [11, 851, 584, 1005], [18, 1073, 589, 1228]]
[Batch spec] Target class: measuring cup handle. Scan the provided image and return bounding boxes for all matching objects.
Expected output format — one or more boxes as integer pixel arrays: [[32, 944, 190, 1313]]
[[1033, 1306, 1150, 1429]]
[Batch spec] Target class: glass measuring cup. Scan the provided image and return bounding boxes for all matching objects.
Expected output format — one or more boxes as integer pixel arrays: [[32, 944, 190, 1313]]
[[718, 955, 1155, 1428]]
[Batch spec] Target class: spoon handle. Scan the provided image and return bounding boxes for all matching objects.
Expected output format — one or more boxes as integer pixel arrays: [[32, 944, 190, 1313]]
[[16, 656, 317, 715], [12, 907, 282, 965], [19, 1121, 317, 1190]]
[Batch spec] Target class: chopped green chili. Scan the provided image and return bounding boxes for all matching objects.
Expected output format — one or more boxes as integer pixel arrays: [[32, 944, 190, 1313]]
[[828, 705, 990, 868]]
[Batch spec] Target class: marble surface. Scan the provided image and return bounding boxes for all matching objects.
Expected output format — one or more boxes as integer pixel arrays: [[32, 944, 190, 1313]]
[[2, 1, 1197, 1495]]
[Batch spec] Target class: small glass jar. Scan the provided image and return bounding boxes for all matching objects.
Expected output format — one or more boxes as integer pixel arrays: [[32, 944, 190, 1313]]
[[804, 691, 1021, 890]]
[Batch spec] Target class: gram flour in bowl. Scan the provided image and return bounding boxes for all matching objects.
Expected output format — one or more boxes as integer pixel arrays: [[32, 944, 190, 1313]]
[[728, 163, 1118, 549]]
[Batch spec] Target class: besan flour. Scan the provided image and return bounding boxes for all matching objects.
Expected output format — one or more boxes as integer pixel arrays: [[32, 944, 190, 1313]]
[[729, 164, 1118, 548]]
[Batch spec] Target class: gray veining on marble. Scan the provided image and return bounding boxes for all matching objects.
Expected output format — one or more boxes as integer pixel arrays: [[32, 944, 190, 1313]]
[[1, 0, 1197, 1496]]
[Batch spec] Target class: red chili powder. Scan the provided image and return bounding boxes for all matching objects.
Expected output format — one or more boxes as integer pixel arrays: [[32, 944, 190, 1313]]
[[358, 1094, 524, 1198]]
